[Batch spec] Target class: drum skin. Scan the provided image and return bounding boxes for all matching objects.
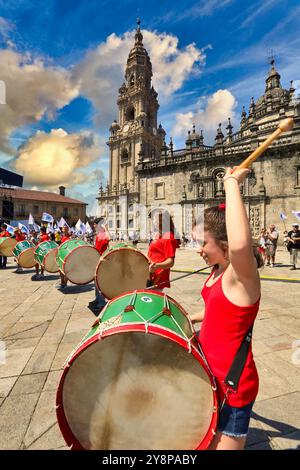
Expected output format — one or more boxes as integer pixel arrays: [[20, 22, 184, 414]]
[[56, 239, 100, 285], [95, 244, 150, 299], [56, 290, 218, 450], [13, 240, 36, 268], [34, 241, 59, 273], [0, 237, 18, 257]]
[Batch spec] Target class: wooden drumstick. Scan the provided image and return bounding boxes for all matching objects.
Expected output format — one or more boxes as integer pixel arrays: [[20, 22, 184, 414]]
[[235, 117, 294, 170]]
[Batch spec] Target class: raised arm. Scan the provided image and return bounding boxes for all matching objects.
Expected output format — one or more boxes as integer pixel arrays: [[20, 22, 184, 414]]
[[223, 168, 258, 281]]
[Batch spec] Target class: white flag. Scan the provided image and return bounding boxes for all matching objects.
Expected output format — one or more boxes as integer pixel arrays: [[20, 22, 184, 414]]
[[42, 212, 54, 223], [75, 219, 82, 231], [4, 223, 14, 235], [58, 217, 69, 228], [85, 221, 93, 234], [18, 223, 29, 234], [28, 213, 35, 225], [292, 210, 300, 221]]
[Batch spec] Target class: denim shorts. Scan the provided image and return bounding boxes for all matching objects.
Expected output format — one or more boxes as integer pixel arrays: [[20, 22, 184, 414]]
[[218, 401, 254, 438]]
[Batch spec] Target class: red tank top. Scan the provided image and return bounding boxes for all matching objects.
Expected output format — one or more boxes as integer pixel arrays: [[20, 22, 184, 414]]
[[199, 269, 260, 407]]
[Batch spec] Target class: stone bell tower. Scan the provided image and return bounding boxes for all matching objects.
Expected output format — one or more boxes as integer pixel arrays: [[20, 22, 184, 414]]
[[107, 19, 164, 196]]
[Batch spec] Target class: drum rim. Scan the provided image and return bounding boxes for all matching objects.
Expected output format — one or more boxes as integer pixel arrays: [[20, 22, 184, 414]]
[[56, 319, 219, 450], [58, 244, 100, 285], [95, 248, 150, 298]]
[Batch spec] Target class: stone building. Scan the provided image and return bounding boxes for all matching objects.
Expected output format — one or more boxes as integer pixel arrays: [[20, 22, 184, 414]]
[[0, 185, 87, 226], [98, 23, 300, 239]]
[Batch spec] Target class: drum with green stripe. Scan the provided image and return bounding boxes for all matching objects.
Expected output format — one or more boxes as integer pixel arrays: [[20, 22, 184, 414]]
[[57, 290, 219, 451], [13, 240, 36, 268], [34, 241, 59, 273], [0, 237, 18, 257], [56, 238, 100, 285]]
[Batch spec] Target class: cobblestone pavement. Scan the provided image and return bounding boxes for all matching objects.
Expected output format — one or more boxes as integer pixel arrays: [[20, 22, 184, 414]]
[[0, 244, 299, 450]]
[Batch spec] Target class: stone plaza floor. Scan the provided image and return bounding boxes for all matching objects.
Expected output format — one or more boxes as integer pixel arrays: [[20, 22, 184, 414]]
[[0, 244, 299, 450]]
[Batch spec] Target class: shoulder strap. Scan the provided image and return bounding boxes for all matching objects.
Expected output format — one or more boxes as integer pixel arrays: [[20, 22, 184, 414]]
[[224, 325, 253, 391]]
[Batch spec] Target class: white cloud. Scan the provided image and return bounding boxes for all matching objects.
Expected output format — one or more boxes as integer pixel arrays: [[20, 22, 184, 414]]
[[172, 89, 237, 145], [74, 29, 208, 126], [13, 128, 100, 189], [0, 48, 79, 154]]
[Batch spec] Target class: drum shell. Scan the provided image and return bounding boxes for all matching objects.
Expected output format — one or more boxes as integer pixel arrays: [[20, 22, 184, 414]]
[[0, 237, 18, 257], [13, 240, 36, 268], [34, 241, 59, 273], [56, 239, 100, 285], [56, 290, 218, 451]]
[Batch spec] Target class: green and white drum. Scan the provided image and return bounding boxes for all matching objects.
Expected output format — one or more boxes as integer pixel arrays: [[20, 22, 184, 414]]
[[34, 241, 59, 273], [95, 243, 150, 299], [56, 290, 218, 450], [0, 237, 18, 257], [56, 239, 100, 285], [13, 240, 36, 268]]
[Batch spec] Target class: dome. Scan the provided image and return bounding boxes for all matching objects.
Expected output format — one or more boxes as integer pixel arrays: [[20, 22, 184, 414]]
[[110, 120, 120, 132], [157, 123, 166, 135]]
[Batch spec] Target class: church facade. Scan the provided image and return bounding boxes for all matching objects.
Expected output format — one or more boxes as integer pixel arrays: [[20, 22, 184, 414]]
[[98, 25, 300, 240]]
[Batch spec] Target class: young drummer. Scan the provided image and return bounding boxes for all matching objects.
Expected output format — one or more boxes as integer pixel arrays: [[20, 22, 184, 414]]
[[190, 167, 262, 450], [88, 220, 110, 316], [32, 227, 50, 280], [13, 228, 26, 273], [56, 226, 71, 290], [147, 210, 178, 292]]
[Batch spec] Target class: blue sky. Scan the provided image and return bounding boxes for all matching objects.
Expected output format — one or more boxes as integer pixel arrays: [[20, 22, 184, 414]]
[[0, 0, 299, 213]]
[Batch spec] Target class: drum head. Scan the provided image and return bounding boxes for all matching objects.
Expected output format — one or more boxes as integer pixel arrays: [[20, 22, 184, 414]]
[[64, 246, 99, 284], [18, 249, 36, 268], [44, 248, 59, 273], [61, 332, 215, 450], [96, 248, 149, 299], [0, 238, 17, 257]]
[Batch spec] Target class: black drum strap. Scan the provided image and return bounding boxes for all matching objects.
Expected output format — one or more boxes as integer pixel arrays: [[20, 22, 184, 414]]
[[224, 326, 253, 392]]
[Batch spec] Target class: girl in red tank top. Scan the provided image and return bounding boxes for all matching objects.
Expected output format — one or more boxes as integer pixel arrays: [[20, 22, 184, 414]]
[[190, 167, 262, 450]]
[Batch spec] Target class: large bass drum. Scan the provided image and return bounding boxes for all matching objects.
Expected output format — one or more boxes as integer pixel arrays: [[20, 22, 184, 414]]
[[34, 241, 59, 273], [13, 240, 36, 268], [56, 239, 100, 285], [95, 243, 149, 299], [56, 290, 218, 450], [0, 237, 18, 257]]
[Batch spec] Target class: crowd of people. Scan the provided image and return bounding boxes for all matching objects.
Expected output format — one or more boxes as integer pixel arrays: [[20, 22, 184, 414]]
[[258, 222, 300, 269]]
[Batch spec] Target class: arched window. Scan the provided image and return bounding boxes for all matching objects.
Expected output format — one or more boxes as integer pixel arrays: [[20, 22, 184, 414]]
[[130, 75, 135, 87], [121, 148, 129, 161], [126, 106, 135, 121]]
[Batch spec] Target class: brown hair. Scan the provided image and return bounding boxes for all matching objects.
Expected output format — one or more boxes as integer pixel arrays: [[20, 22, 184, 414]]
[[195, 205, 263, 268]]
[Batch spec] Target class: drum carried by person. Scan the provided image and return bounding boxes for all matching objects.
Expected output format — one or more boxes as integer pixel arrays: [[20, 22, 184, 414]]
[[95, 243, 150, 300], [56, 290, 218, 450], [34, 241, 59, 273], [0, 236, 17, 257], [13, 240, 36, 268], [56, 238, 100, 286]]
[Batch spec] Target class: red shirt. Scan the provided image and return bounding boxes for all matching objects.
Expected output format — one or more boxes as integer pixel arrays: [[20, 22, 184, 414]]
[[95, 232, 109, 255], [0, 230, 10, 238], [40, 234, 50, 243], [15, 233, 26, 242], [147, 232, 177, 288], [61, 235, 71, 245], [199, 270, 260, 407]]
